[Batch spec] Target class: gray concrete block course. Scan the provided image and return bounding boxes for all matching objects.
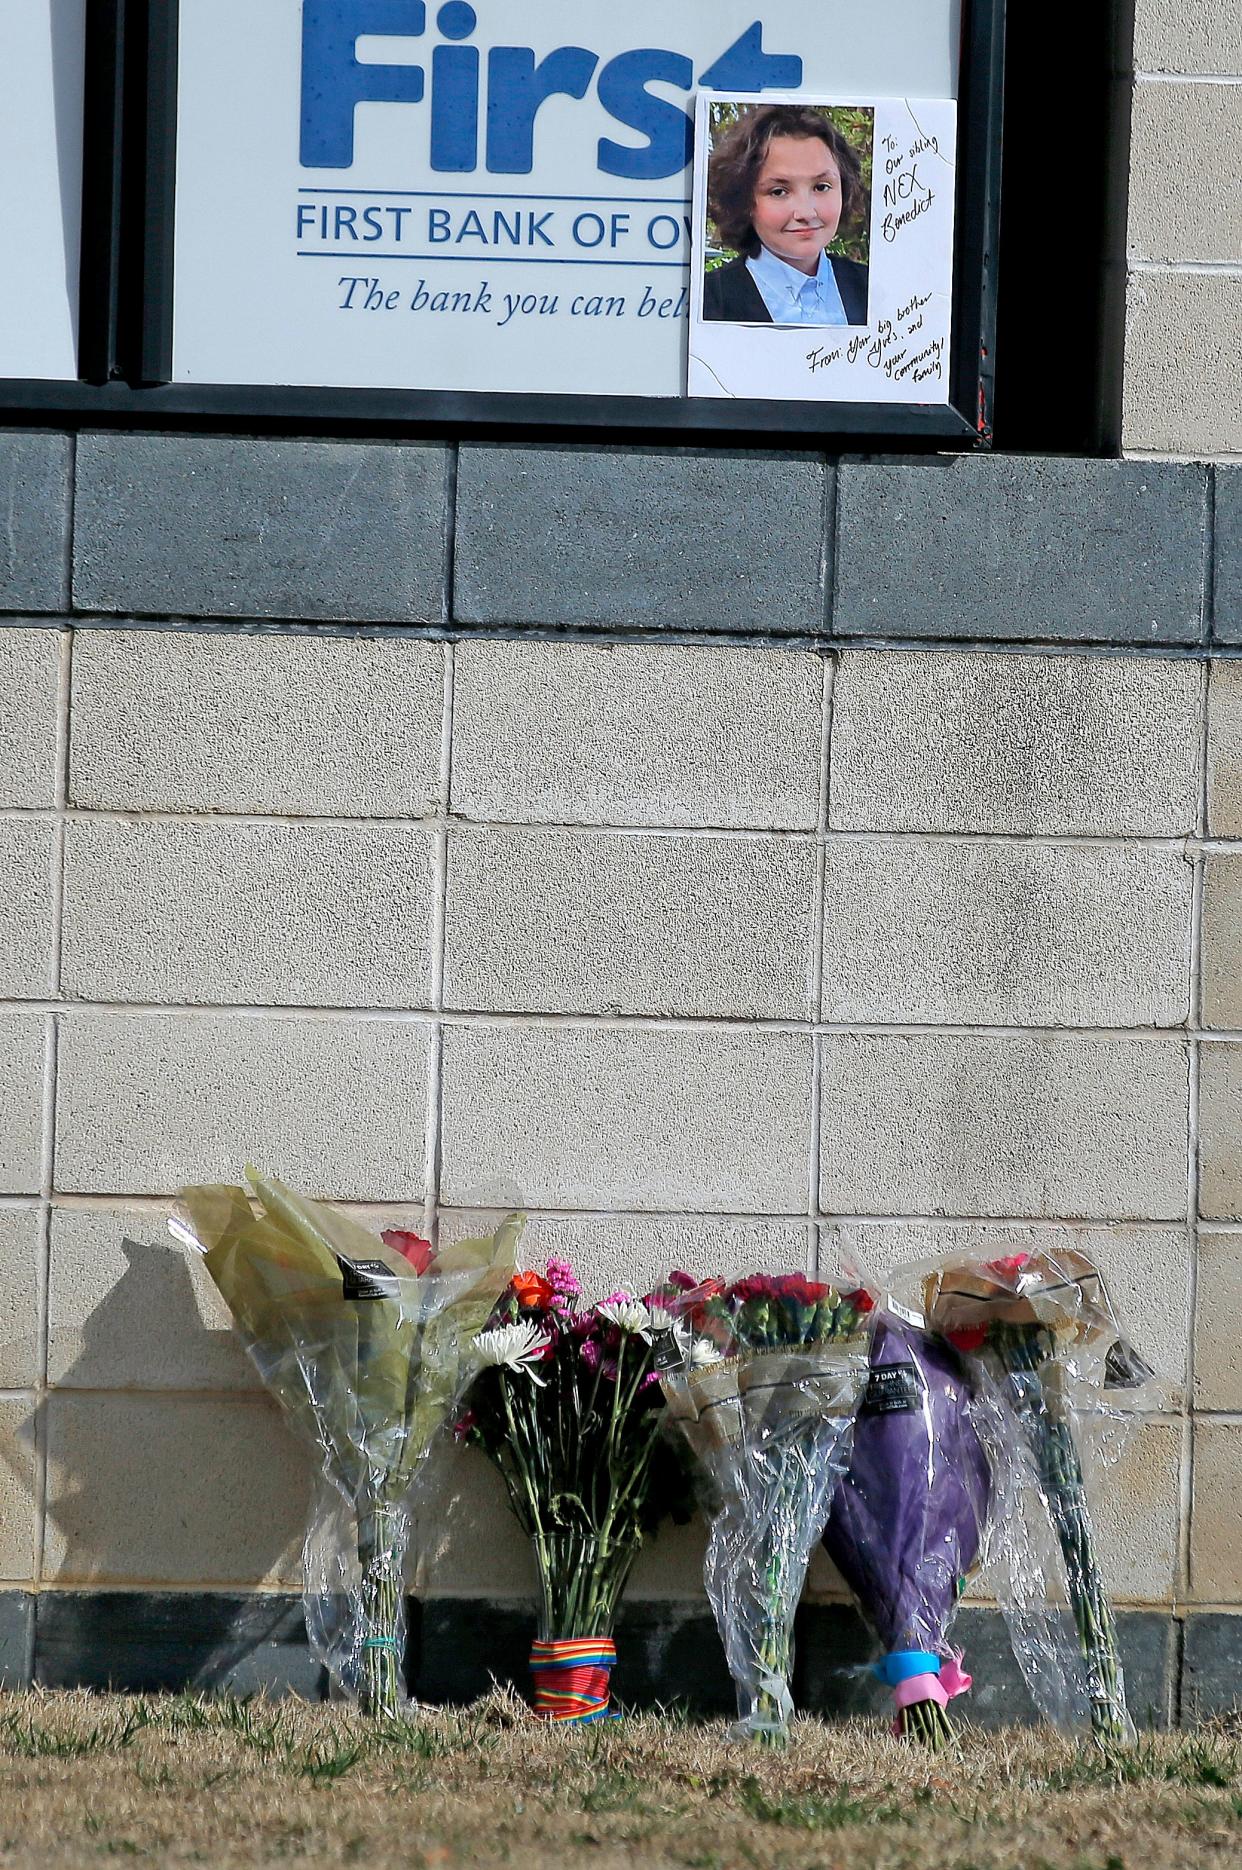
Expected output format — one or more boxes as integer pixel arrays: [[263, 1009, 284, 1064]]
[[0, 1594, 32, 1689], [819, 1032, 1190, 1220], [68, 631, 445, 814], [1124, 273, 1242, 458], [60, 819, 437, 1008], [1128, 82, 1242, 263], [830, 650, 1203, 835], [835, 456, 1207, 644], [0, 1011, 46, 1195], [0, 1210, 42, 1389], [1183, 1615, 1242, 1719], [1206, 659, 1242, 832], [0, 819, 57, 999], [440, 1024, 812, 1213], [0, 629, 61, 807], [47, 1206, 260, 1391], [444, 827, 816, 1019], [452, 639, 823, 828], [54, 1012, 430, 1199], [821, 839, 1192, 1027], [454, 445, 828, 632], [72, 435, 448, 623], [1214, 468, 1242, 646], [0, 433, 71, 614], [1199, 1043, 1242, 1221]]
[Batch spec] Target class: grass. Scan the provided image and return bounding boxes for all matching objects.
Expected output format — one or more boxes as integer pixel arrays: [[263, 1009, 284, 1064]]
[[0, 1689, 1237, 1868]]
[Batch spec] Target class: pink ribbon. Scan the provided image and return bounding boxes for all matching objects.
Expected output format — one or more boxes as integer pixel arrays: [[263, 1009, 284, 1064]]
[[890, 1658, 972, 1733]]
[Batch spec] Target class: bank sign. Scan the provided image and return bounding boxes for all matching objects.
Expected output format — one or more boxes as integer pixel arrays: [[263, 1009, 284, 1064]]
[[172, 0, 959, 398]]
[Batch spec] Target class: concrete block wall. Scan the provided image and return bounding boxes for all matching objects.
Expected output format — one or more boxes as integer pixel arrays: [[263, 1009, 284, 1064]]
[[2, 413, 1241, 1709], [1124, 0, 1242, 455]]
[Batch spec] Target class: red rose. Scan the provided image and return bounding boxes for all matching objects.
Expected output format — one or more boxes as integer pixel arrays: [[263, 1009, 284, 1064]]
[[983, 1252, 1032, 1281], [947, 1323, 989, 1352], [380, 1228, 434, 1275]]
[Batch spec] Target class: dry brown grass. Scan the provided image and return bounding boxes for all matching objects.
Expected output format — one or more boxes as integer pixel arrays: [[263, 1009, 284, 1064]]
[[0, 1688, 1237, 1870]]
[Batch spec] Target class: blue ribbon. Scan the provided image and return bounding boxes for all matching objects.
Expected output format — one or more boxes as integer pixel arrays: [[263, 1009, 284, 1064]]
[[873, 1650, 941, 1687]]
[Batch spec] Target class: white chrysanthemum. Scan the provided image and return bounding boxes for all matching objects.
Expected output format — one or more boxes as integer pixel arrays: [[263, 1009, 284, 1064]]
[[597, 1298, 654, 1340], [645, 1303, 674, 1334], [473, 1321, 551, 1383], [688, 1336, 724, 1367]]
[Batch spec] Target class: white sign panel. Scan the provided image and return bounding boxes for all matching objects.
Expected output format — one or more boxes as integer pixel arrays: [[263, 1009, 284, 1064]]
[[172, 0, 960, 397], [0, 0, 86, 382], [689, 92, 957, 403]]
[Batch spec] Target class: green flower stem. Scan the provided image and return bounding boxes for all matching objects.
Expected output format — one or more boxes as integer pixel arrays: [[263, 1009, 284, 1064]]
[[357, 1500, 405, 1719], [992, 1325, 1131, 1746], [899, 1696, 955, 1750]]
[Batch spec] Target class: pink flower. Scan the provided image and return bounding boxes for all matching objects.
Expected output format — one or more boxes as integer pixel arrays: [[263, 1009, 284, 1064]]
[[601, 1290, 634, 1308], [546, 1257, 582, 1300], [580, 1337, 601, 1371]]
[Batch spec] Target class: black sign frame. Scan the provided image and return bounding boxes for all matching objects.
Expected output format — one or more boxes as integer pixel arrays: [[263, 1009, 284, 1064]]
[[2, 0, 1004, 444]]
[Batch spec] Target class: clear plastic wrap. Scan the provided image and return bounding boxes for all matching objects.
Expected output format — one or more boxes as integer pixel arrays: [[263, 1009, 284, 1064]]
[[660, 1274, 874, 1744], [170, 1172, 518, 1715], [912, 1245, 1160, 1745], [822, 1310, 994, 1746]]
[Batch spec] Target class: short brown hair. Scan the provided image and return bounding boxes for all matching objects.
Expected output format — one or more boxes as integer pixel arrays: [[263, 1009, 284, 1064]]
[[708, 104, 867, 257]]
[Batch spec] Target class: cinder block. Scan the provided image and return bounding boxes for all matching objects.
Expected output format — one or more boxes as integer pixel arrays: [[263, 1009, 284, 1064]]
[[1215, 470, 1242, 646], [0, 1011, 46, 1195], [825, 1220, 1190, 1400], [821, 840, 1192, 1026], [444, 827, 815, 1019], [440, 1209, 812, 1302], [819, 1033, 1189, 1220], [1182, 1613, 1242, 1718], [0, 629, 61, 807], [1194, 1232, 1242, 1410], [1129, 83, 1242, 263], [42, 1393, 308, 1586], [1207, 662, 1242, 834], [1133, 0, 1242, 75], [72, 435, 448, 622], [830, 649, 1202, 834], [0, 820, 56, 998], [69, 631, 444, 814], [452, 640, 822, 829], [835, 457, 1206, 644], [0, 434, 70, 613], [1199, 1043, 1242, 1221], [0, 1211, 41, 1389], [47, 1205, 258, 1391], [61, 820, 437, 1009], [1089, 1418, 1182, 1604], [440, 1024, 812, 1213], [54, 1011, 430, 1199], [1191, 1419, 1242, 1603], [1202, 857, 1242, 1030], [1124, 273, 1242, 458], [455, 446, 828, 633], [0, 1401, 36, 1583]]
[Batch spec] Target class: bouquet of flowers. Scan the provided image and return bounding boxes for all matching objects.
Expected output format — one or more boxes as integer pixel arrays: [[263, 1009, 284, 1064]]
[[822, 1311, 993, 1747], [171, 1171, 517, 1716], [661, 1271, 874, 1745], [460, 1259, 691, 1722], [921, 1246, 1151, 1745]]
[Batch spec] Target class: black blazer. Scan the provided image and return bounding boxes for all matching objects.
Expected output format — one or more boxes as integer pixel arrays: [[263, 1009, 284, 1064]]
[[703, 252, 869, 326]]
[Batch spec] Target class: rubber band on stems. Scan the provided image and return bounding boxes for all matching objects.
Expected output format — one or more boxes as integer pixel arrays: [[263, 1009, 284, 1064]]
[[529, 1638, 618, 1722]]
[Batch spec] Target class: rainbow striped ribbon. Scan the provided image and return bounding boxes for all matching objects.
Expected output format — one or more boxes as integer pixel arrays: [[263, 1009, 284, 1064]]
[[529, 1637, 618, 1722]]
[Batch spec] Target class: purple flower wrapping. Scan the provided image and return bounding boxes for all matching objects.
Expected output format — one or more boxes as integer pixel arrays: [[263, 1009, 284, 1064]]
[[823, 1314, 992, 1664]]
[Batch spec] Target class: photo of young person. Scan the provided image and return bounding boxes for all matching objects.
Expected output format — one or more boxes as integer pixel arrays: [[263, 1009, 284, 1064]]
[[703, 102, 873, 328]]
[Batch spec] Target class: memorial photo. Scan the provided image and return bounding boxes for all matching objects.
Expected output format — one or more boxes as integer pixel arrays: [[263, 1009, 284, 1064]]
[[702, 100, 873, 328]]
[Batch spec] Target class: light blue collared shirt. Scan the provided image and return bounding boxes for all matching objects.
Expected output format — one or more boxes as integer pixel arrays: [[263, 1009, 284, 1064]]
[[745, 244, 850, 327]]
